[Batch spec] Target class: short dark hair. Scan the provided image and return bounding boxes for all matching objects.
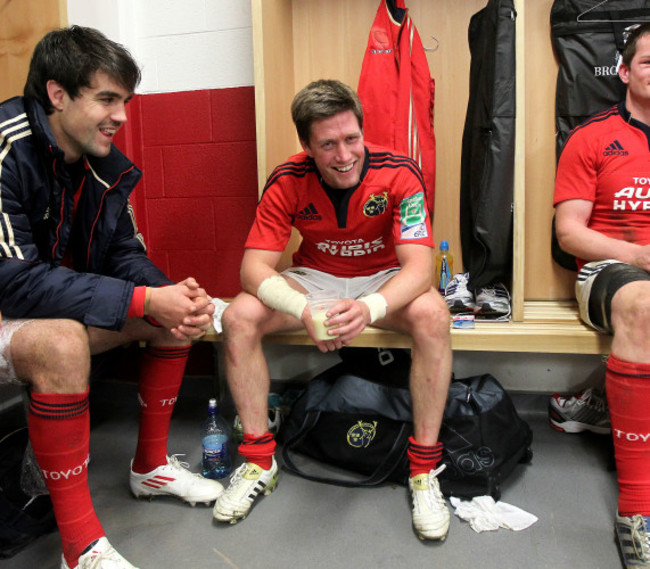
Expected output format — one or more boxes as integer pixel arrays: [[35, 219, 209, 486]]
[[24, 25, 141, 114], [621, 22, 650, 68], [291, 79, 363, 145]]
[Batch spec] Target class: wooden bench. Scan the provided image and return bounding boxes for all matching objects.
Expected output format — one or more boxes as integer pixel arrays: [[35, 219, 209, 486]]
[[203, 299, 611, 355]]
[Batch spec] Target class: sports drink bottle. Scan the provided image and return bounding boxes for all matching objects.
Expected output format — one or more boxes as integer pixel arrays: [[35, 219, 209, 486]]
[[436, 240, 453, 294]]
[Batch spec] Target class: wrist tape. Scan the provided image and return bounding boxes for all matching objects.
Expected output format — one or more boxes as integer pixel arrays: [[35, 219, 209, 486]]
[[257, 275, 308, 320], [359, 292, 388, 324]]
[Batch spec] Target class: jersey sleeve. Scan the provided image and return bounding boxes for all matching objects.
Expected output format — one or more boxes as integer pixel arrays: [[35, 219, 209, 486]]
[[553, 128, 599, 207], [245, 178, 295, 252], [392, 165, 434, 248]]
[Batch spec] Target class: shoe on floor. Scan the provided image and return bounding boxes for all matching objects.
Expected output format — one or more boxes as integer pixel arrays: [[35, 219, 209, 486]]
[[213, 458, 279, 524], [130, 454, 223, 506], [444, 273, 476, 313], [548, 387, 611, 435], [616, 511, 650, 568], [233, 399, 283, 443], [61, 537, 139, 569], [409, 465, 450, 541], [474, 282, 511, 317]]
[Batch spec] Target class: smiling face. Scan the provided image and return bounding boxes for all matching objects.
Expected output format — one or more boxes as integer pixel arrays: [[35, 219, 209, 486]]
[[46, 71, 132, 163], [619, 33, 650, 118], [300, 110, 365, 190]]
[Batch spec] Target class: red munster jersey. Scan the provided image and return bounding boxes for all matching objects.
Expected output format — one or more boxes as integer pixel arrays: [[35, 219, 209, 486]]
[[246, 144, 434, 277], [553, 103, 650, 270]]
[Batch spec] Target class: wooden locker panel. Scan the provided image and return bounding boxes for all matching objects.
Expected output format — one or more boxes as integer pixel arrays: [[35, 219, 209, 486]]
[[254, 0, 487, 280], [252, 1, 570, 310], [0, 0, 67, 102], [523, 0, 574, 300]]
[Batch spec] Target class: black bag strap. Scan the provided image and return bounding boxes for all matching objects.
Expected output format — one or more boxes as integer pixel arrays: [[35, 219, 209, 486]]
[[280, 410, 411, 488]]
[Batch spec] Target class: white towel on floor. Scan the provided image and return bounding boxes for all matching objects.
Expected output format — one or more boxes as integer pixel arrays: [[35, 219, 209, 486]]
[[450, 496, 538, 533], [210, 298, 229, 333]]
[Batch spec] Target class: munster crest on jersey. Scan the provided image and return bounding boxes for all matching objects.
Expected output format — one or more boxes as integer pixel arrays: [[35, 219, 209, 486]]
[[363, 192, 388, 217]]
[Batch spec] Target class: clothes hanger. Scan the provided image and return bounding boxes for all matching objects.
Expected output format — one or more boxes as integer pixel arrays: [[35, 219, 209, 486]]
[[577, 0, 609, 21], [423, 36, 439, 52], [577, 0, 650, 23]]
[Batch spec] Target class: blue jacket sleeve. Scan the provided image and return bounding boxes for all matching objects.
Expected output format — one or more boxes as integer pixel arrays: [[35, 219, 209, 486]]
[[101, 201, 172, 288], [0, 149, 155, 330]]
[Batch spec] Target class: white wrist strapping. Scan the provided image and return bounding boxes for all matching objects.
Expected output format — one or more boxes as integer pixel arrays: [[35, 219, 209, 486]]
[[359, 292, 388, 324], [257, 275, 308, 320]]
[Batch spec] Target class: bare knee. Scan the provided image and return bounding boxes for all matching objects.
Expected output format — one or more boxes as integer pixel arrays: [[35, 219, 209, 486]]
[[612, 286, 650, 337], [400, 292, 450, 343], [12, 320, 90, 393], [221, 295, 269, 342]]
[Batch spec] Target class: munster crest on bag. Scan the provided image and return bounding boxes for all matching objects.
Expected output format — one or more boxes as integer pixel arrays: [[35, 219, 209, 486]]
[[347, 421, 378, 448]]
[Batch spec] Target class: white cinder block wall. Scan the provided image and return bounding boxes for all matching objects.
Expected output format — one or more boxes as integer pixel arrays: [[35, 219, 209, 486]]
[[64, 0, 605, 394], [67, 0, 254, 93]]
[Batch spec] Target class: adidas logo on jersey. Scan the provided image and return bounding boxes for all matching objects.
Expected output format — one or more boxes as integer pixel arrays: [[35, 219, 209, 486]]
[[297, 202, 321, 220], [603, 140, 628, 157]]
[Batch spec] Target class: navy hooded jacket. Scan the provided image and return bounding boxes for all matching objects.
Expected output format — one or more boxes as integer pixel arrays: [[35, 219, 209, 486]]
[[0, 96, 171, 330]]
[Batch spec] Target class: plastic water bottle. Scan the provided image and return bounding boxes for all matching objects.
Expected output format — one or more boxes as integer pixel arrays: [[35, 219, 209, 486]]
[[201, 398, 232, 479], [436, 240, 453, 294]]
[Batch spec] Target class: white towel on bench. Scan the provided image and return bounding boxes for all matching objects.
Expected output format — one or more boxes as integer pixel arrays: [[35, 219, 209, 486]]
[[211, 298, 229, 333]]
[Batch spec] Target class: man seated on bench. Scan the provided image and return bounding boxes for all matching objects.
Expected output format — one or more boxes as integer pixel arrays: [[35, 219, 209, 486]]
[[0, 26, 221, 569], [554, 23, 650, 569], [215, 79, 452, 541]]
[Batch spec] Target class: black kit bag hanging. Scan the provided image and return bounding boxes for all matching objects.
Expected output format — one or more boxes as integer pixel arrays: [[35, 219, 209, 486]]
[[0, 427, 57, 558], [551, 0, 650, 159], [280, 348, 533, 499], [459, 0, 516, 292]]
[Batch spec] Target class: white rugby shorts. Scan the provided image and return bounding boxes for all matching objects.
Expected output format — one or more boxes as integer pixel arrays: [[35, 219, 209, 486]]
[[0, 318, 32, 385], [281, 266, 399, 299]]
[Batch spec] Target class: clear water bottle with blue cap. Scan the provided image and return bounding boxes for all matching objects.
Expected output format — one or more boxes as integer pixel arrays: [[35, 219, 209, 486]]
[[201, 398, 232, 479]]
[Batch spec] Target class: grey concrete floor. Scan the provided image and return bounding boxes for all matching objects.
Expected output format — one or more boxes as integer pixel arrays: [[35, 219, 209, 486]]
[[6, 378, 621, 569]]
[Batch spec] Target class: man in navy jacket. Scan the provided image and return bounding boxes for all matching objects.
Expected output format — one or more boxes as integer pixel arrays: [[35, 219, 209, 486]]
[[0, 26, 221, 569]]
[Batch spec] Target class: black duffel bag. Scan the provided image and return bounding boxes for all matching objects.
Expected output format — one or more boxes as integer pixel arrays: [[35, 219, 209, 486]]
[[0, 427, 57, 558], [280, 350, 412, 487], [438, 373, 533, 500], [280, 348, 532, 500]]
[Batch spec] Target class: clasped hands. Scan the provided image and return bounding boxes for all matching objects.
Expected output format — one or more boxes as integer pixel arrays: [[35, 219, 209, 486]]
[[148, 277, 215, 341]]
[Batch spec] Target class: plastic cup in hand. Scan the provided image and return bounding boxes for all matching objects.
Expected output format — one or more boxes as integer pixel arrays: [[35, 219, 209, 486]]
[[306, 290, 340, 341]]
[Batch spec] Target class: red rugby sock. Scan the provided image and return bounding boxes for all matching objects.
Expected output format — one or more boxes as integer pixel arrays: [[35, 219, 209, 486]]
[[239, 433, 276, 470], [407, 436, 443, 477], [29, 389, 104, 567], [131, 345, 190, 474], [607, 354, 650, 517]]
